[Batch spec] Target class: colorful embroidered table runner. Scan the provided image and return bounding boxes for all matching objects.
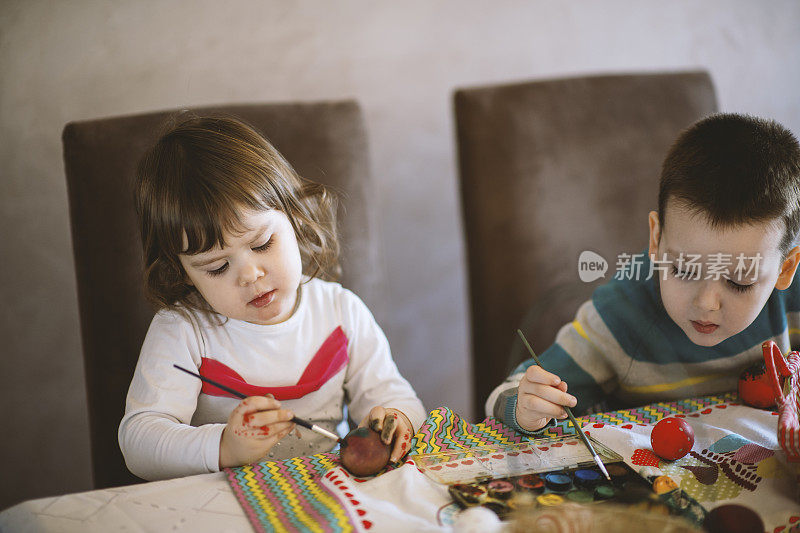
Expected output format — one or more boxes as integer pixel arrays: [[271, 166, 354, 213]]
[[226, 393, 800, 532]]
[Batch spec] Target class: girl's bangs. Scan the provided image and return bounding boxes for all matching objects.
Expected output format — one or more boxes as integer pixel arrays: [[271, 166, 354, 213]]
[[172, 169, 276, 256]]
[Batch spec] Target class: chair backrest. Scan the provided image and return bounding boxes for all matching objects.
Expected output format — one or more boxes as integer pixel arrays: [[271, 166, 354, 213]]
[[63, 101, 377, 488], [455, 71, 718, 415]]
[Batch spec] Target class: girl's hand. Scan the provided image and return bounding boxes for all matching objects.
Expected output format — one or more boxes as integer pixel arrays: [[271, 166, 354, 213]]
[[516, 365, 578, 432], [360, 406, 414, 463], [219, 395, 296, 468]]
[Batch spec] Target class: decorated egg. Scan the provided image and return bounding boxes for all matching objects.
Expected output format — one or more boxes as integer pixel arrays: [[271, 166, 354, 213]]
[[650, 417, 694, 460], [738, 361, 776, 409]]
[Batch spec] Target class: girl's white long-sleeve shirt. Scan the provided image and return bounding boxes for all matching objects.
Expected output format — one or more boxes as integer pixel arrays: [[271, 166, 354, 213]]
[[119, 278, 426, 481]]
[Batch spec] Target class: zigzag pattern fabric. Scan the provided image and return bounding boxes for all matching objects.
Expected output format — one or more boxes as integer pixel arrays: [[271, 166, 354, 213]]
[[410, 406, 529, 454], [226, 393, 735, 531], [539, 393, 737, 438], [227, 453, 353, 532]]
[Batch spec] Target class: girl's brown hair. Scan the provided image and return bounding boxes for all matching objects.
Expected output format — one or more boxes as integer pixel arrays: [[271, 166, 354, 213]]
[[135, 113, 340, 314]]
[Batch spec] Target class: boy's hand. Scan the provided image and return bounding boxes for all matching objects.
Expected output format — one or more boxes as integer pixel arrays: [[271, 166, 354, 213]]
[[516, 366, 578, 432], [360, 406, 414, 463], [219, 395, 296, 468]]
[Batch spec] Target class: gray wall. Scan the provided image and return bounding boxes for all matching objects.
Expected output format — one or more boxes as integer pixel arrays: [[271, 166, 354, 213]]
[[1, 0, 799, 509]]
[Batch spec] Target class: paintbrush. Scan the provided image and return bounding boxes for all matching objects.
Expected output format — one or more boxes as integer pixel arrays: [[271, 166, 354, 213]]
[[173, 364, 342, 443], [516, 330, 611, 480]]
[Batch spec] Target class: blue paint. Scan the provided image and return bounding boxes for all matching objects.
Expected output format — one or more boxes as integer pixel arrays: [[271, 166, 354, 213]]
[[544, 473, 572, 491], [575, 469, 602, 487]]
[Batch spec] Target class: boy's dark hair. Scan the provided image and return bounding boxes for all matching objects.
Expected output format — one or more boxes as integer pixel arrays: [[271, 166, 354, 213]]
[[659, 113, 800, 255]]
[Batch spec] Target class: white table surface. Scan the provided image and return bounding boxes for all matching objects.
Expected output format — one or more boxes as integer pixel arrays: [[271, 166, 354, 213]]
[[0, 471, 252, 533]]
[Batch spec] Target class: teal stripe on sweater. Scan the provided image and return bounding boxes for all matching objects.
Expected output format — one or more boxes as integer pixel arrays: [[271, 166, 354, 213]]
[[593, 253, 800, 365]]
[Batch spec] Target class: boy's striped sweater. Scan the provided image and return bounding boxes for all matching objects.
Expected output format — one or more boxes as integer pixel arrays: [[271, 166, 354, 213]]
[[488, 255, 800, 435]]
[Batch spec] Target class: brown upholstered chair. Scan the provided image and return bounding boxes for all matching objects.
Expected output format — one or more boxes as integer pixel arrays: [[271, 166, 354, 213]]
[[63, 101, 377, 488], [455, 71, 718, 416]]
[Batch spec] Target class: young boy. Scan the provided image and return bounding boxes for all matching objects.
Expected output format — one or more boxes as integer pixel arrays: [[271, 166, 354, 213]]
[[487, 113, 800, 435]]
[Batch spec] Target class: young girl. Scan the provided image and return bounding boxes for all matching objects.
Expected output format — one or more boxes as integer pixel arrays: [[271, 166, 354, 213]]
[[118, 115, 426, 481]]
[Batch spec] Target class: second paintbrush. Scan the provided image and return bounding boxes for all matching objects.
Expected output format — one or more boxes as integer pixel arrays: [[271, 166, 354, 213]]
[[516, 330, 611, 481]]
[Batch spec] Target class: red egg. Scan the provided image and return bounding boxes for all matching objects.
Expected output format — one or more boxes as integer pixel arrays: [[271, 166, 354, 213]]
[[650, 417, 694, 460]]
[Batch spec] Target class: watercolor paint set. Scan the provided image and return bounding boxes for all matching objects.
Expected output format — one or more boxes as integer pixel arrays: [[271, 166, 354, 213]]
[[414, 435, 707, 525], [415, 434, 621, 484]]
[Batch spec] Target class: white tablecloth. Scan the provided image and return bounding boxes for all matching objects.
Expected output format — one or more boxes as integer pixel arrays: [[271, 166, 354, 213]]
[[0, 471, 251, 533]]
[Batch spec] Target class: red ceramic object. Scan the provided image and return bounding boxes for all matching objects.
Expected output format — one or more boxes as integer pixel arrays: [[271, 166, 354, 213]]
[[651, 417, 695, 461], [738, 361, 776, 409]]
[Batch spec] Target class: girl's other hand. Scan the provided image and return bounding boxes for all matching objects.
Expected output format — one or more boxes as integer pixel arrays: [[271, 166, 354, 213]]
[[516, 365, 578, 432], [219, 395, 295, 468], [360, 406, 414, 463]]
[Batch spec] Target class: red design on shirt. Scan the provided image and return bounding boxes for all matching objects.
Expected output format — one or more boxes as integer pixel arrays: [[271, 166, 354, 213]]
[[199, 326, 349, 400]]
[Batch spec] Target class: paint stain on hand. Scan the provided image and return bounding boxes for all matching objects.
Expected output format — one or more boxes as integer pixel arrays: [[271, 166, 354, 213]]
[[381, 416, 396, 443]]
